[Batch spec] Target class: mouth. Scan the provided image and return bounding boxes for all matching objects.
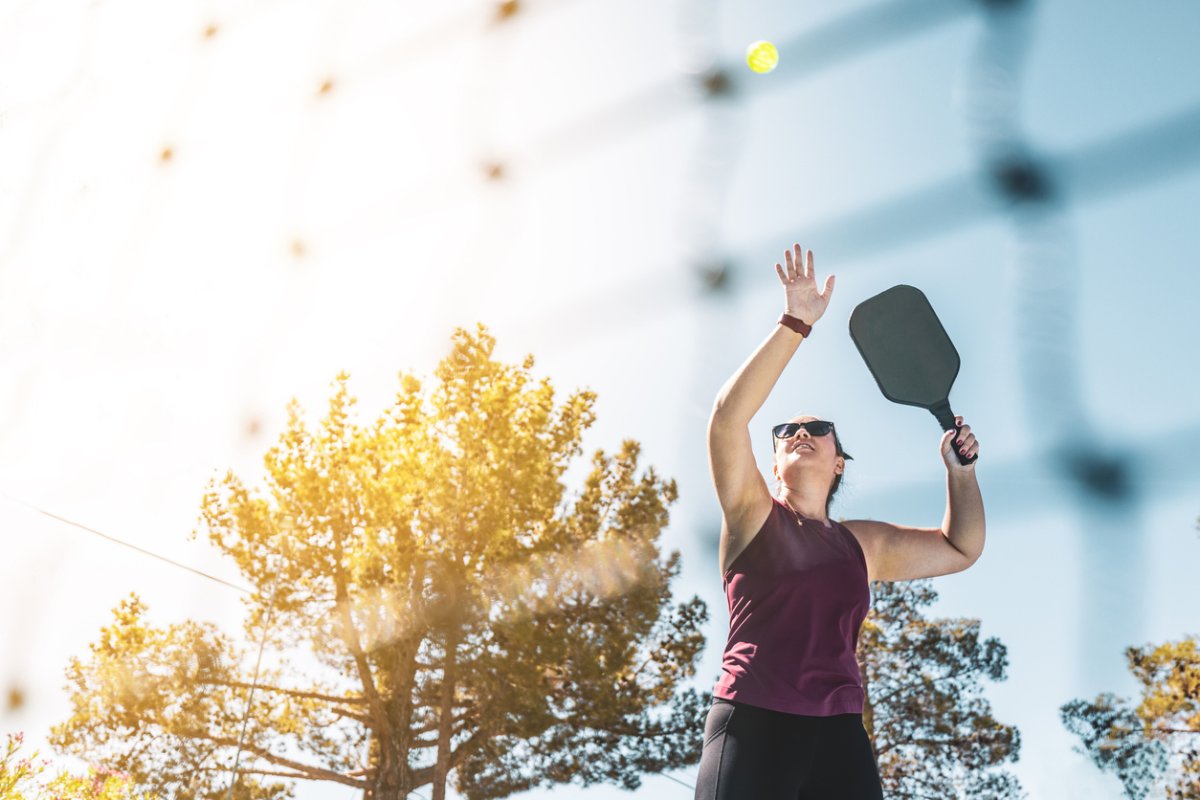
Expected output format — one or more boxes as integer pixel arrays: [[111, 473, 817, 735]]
[[794, 443, 814, 452]]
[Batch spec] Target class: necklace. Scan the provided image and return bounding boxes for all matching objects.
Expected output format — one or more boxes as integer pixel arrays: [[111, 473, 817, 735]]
[[781, 496, 832, 529]]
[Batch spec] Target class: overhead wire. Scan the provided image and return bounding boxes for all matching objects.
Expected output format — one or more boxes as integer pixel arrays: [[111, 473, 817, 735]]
[[0, 488, 251, 595]]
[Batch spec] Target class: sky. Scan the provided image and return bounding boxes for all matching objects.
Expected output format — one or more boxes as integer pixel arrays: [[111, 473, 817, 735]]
[[1, 0, 1198, 798]]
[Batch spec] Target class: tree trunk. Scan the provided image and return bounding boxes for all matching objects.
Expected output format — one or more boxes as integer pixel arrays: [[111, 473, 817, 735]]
[[365, 558, 427, 800], [364, 715, 412, 800], [431, 622, 462, 800]]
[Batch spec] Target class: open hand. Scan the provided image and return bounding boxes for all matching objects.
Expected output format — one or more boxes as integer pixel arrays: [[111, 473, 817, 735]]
[[775, 243, 834, 325]]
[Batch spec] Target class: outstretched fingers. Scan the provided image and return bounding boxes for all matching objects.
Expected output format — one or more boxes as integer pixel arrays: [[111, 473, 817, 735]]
[[784, 244, 811, 281], [777, 244, 830, 295]]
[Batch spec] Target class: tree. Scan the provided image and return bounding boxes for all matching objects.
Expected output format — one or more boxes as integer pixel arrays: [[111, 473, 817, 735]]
[[50, 323, 711, 800], [1, 732, 137, 800], [1060, 635, 1199, 800], [857, 578, 1026, 799]]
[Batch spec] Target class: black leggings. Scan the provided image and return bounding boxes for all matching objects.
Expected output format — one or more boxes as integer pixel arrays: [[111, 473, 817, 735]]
[[694, 698, 884, 800]]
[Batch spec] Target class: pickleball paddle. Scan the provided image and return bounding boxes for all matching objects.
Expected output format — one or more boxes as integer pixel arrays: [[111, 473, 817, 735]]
[[848, 284, 977, 466]]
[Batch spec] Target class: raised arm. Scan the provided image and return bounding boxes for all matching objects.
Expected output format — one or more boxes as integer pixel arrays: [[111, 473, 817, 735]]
[[842, 416, 985, 581], [707, 244, 836, 526]]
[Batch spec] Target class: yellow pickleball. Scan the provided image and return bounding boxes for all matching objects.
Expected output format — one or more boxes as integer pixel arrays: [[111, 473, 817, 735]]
[[746, 40, 779, 74]]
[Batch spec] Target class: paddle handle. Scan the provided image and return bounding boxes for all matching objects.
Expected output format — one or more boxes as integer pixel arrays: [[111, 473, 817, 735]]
[[931, 401, 978, 466]]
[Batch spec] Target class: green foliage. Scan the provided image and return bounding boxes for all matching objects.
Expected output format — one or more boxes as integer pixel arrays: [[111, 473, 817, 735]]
[[51, 323, 707, 800], [1061, 635, 1199, 799], [858, 579, 1026, 799]]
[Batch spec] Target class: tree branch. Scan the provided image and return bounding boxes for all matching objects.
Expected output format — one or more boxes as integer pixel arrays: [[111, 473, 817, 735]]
[[208, 735, 366, 789], [449, 725, 505, 772], [893, 766, 954, 799], [595, 481, 621, 534], [194, 766, 311, 781], [197, 679, 367, 706], [411, 763, 434, 787], [618, 653, 656, 688], [596, 720, 689, 739], [412, 710, 475, 736], [875, 731, 993, 758], [332, 706, 372, 725], [868, 668, 965, 709]]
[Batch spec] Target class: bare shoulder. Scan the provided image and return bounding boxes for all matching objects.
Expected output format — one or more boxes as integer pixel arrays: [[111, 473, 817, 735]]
[[841, 518, 885, 548]]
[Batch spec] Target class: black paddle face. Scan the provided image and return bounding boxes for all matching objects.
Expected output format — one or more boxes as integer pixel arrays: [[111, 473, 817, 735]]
[[849, 285, 959, 407], [849, 284, 976, 465]]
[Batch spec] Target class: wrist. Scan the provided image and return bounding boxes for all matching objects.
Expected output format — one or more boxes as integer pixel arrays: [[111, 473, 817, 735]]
[[778, 312, 813, 337], [784, 309, 814, 323], [948, 467, 978, 482]]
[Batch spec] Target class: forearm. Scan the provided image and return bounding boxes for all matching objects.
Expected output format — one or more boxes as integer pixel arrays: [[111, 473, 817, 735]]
[[711, 320, 804, 425], [942, 470, 985, 562]]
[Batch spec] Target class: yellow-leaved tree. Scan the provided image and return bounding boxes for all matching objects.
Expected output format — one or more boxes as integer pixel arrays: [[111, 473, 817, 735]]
[[50, 323, 710, 800], [1060, 634, 1200, 800]]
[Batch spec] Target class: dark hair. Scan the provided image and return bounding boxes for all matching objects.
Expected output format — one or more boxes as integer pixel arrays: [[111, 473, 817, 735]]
[[826, 427, 850, 515], [774, 424, 852, 518]]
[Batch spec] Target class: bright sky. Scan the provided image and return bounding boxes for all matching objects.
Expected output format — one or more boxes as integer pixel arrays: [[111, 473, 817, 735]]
[[2, 1, 1198, 799]]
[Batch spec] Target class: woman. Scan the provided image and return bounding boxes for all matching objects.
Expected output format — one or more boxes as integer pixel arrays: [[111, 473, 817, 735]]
[[696, 243, 986, 799]]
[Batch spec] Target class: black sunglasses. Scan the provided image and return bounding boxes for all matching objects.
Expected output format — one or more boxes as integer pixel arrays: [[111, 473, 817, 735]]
[[774, 420, 834, 439], [771, 420, 853, 459]]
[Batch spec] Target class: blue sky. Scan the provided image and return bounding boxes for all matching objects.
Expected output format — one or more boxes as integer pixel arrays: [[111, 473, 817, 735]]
[[1, 1, 1197, 798]]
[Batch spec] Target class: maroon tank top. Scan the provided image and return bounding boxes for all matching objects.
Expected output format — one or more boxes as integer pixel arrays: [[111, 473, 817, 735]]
[[712, 496, 871, 716]]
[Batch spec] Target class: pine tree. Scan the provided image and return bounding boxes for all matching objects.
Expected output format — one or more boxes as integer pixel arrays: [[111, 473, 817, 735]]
[[1060, 635, 1199, 800], [857, 578, 1025, 799], [50, 323, 710, 800]]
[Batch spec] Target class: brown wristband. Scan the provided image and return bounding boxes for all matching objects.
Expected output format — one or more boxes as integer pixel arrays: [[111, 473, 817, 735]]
[[778, 313, 812, 338]]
